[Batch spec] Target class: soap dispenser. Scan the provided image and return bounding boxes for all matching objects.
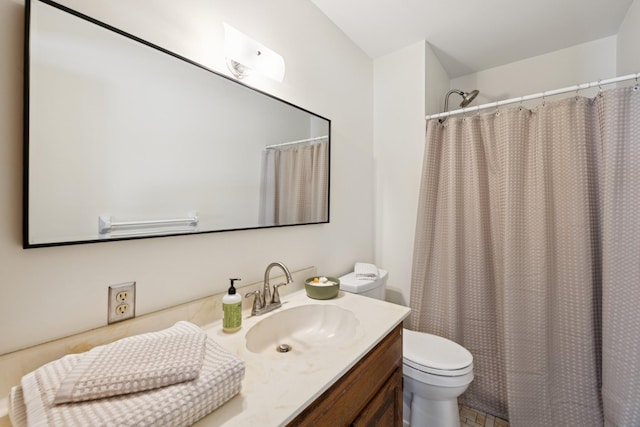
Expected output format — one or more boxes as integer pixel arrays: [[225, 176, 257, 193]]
[[222, 278, 242, 333]]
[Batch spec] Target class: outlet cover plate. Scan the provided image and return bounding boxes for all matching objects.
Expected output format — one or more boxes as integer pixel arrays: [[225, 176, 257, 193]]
[[108, 281, 136, 324]]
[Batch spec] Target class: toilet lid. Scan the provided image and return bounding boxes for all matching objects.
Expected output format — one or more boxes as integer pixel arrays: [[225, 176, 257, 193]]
[[403, 329, 473, 376]]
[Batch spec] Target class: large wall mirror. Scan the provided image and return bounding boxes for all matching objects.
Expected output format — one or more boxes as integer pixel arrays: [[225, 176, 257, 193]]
[[24, 0, 330, 248]]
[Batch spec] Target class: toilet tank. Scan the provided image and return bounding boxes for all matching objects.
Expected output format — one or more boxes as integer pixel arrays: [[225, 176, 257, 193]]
[[338, 269, 388, 300]]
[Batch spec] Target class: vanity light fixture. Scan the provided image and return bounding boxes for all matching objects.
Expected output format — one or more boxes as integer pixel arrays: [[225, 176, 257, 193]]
[[223, 23, 285, 82]]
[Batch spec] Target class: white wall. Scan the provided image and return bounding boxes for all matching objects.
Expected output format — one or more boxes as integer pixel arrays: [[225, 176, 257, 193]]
[[425, 43, 451, 117], [373, 41, 448, 306], [617, 0, 640, 75], [0, 0, 373, 354], [451, 36, 617, 109]]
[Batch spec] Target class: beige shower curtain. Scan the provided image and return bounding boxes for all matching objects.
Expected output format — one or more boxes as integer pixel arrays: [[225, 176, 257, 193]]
[[258, 138, 329, 226], [409, 86, 640, 426]]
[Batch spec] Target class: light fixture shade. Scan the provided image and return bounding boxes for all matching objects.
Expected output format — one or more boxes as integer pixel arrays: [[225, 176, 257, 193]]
[[223, 23, 285, 82]]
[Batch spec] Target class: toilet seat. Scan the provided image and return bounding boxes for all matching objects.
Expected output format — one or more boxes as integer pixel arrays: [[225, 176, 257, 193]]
[[403, 329, 473, 377]]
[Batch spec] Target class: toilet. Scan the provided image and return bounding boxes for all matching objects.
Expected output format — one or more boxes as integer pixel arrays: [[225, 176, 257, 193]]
[[339, 269, 474, 427]]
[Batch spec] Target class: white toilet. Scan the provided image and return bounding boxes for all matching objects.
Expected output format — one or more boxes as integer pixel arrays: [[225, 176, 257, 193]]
[[339, 269, 474, 427]]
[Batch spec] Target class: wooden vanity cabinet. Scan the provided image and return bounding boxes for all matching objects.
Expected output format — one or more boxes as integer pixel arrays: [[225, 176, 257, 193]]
[[288, 324, 403, 427]]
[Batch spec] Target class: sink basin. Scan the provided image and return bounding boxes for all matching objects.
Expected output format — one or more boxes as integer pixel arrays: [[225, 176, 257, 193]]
[[245, 304, 361, 354]]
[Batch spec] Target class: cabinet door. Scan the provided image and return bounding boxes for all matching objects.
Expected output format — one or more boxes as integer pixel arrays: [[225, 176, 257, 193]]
[[288, 325, 403, 427], [351, 368, 403, 427]]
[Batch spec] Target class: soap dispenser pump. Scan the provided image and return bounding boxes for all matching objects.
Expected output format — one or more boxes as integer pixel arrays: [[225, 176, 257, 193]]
[[222, 278, 242, 333]]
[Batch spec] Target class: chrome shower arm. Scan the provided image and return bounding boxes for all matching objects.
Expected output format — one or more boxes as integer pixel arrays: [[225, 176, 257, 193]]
[[444, 89, 465, 113]]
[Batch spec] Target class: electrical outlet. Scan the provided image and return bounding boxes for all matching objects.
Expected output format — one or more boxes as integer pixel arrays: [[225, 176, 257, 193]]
[[115, 291, 129, 303], [108, 282, 136, 324], [115, 303, 129, 315]]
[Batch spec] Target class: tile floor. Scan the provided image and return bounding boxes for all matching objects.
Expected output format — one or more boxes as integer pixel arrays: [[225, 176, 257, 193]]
[[459, 405, 509, 427]]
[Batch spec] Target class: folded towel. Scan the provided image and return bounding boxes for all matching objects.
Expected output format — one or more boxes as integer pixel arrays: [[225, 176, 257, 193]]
[[9, 386, 26, 427], [10, 322, 245, 427], [355, 262, 378, 280], [55, 320, 206, 404]]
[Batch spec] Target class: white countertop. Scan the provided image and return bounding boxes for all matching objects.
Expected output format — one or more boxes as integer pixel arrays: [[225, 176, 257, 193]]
[[193, 289, 410, 426]]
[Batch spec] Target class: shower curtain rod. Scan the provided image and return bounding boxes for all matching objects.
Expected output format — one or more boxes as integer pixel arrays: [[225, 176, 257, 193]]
[[425, 72, 640, 121], [264, 135, 328, 149]]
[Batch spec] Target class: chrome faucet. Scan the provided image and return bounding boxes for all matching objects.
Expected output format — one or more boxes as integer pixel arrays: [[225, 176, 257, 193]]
[[245, 262, 294, 316]]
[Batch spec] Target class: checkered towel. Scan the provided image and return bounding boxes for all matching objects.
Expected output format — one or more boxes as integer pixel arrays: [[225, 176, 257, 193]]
[[9, 321, 244, 427]]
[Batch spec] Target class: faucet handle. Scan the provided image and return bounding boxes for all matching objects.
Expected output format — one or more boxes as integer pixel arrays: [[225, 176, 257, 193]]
[[244, 290, 263, 314], [271, 282, 287, 304]]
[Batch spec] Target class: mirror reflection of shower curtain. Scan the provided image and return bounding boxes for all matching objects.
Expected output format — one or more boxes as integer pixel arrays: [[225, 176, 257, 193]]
[[259, 138, 328, 226]]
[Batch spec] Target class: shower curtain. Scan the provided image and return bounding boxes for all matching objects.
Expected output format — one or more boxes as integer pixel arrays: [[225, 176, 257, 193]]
[[258, 138, 328, 226], [409, 86, 640, 426]]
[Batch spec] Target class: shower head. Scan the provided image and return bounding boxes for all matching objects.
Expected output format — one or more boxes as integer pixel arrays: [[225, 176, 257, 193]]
[[459, 89, 479, 107], [443, 88, 480, 115]]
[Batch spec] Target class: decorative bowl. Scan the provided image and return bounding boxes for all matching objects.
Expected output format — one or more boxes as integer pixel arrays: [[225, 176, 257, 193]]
[[304, 276, 340, 300]]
